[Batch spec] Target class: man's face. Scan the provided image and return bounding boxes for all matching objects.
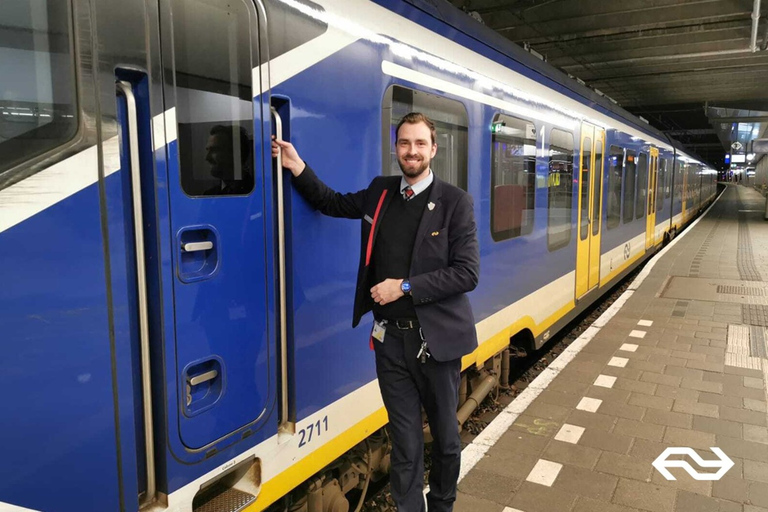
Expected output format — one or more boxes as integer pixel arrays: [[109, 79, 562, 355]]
[[396, 121, 437, 179], [205, 134, 234, 179]]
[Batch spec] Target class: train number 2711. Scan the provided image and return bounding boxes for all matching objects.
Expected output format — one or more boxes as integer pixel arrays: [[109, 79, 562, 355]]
[[298, 416, 329, 448]]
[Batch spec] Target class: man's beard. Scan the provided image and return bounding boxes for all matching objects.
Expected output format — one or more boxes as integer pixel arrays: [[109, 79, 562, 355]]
[[398, 156, 430, 178]]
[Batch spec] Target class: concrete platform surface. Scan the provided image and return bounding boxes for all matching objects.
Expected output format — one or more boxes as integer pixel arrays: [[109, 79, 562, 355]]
[[456, 184, 768, 512]]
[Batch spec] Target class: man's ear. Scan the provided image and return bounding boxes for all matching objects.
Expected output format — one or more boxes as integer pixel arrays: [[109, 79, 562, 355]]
[[431, 144, 437, 158]]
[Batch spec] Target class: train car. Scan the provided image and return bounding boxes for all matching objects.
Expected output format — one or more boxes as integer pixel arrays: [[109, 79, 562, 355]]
[[0, 0, 717, 511]]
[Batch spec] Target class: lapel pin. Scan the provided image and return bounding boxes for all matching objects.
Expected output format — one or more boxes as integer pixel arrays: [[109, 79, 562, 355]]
[[428, 202, 435, 211], [431, 231, 440, 236]]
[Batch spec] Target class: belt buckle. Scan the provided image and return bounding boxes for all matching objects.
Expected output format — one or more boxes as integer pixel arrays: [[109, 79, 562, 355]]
[[396, 319, 414, 329]]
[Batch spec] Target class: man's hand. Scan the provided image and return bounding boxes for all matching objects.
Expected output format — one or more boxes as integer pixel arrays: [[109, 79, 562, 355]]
[[271, 137, 306, 176], [371, 279, 404, 306]]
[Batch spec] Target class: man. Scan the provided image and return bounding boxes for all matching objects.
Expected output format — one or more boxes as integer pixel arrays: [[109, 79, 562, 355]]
[[204, 124, 253, 195], [272, 112, 479, 512]]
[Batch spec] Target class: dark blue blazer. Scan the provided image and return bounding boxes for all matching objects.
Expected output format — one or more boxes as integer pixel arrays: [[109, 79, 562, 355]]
[[292, 164, 480, 361]]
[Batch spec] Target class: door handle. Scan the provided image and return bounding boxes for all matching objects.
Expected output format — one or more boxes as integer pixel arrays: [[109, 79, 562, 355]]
[[188, 369, 218, 386], [182, 241, 213, 252]]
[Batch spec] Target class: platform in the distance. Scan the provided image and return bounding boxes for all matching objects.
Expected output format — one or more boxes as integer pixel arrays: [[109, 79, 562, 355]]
[[456, 184, 768, 512]]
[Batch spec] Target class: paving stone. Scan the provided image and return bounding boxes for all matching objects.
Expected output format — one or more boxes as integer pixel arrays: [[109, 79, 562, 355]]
[[692, 416, 743, 439], [648, 354, 687, 367], [713, 475, 750, 502], [612, 478, 677, 512], [654, 384, 700, 401], [744, 460, 768, 484], [663, 426, 716, 449], [595, 451, 654, 481], [629, 438, 673, 464], [589, 384, 632, 403], [681, 377, 724, 393], [744, 376, 765, 389], [643, 408, 693, 429], [673, 398, 720, 418], [494, 430, 551, 457], [715, 436, 768, 462], [454, 490, 505, 512], [567, 410, 618, 432], [704, 373, 747, 386], [725, 366, 764, 378], [553, 464, 619, 500], [543, 441, 602, 469], [473, 451, 541, 481], [699, 392, 735, 407], [538, 389, 586, 409], [508, 481, 578, 512], [651, 468, 714, 496], [629, 393, 674, 411], [615, 378, 657, 396], [628, 360, 667, 373], [745, 398, 768, 412], [599, 401, 646, 421], [718, 499, 744, 512], [744, 425, 768, 445], [745, 506, 768, 512], [687, 360, 726, 372], [750, 482, 768, 508], [664, 366, 705, 380], [572, 496, 644, 512], [525, 401, 575, 422], [692, 345, 727, 357], [675, 491, 719, 512], [640, 372, 682, 387], [604, 367, 645, 381], [613, 418, 665, 442], [579, 428, 633, 454], [457, 468, 519, 504], [720, 406, 768, 427], [672, 350, 709, 361], [722, 383, 766, 400]]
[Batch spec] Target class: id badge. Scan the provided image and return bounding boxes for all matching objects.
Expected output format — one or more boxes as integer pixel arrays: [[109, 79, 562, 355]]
[[371, 321, 386, 343]]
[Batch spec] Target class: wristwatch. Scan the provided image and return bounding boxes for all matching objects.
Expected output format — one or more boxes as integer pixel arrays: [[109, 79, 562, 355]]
[[400, 279, 412, 296]]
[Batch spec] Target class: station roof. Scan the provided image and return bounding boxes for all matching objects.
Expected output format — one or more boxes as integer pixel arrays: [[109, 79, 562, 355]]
[[445, 0, 768, 169]]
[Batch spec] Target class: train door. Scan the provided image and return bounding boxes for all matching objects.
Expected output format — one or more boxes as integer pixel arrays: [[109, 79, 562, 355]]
[[159, 0, 274, 449], [646, 148, 659, 249], [575, 124, 604, 299]]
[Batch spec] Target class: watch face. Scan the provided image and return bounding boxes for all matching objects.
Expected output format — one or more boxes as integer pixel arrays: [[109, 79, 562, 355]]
[[402, 281, 411, 292]]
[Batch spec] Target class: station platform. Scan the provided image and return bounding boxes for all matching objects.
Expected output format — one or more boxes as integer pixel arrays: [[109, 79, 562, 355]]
[[456, 184, 768, 512]]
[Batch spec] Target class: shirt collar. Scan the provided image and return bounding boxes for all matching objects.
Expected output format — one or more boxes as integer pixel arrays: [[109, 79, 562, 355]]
[[400, 169, 434, 198]]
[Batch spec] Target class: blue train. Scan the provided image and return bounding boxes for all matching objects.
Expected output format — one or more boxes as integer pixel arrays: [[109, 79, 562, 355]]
[[0, 0, 716, 511]]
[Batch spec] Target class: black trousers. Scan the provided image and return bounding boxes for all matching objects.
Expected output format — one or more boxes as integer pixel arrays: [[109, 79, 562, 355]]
[[373, 326, 462, 512]]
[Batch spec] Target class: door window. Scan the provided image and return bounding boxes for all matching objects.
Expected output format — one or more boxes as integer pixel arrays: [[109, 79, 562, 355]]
[[579, 137, 591, 241], [172, 0, 256, 196]]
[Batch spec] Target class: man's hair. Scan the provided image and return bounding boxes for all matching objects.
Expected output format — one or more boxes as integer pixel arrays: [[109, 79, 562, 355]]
[[210, 124, 252, 164], [396, 112, 436, 146]]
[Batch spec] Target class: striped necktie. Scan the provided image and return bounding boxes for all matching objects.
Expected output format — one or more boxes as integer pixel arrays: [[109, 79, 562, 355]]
[[402, 186, 414, 201]]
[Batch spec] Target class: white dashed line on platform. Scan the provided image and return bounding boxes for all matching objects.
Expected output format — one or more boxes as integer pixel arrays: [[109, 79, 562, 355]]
[[554, 423, 585, 444], [576, 397, 602, 412], [629, 330, 646, 338], [638, 319, 653, 326], [608, 356, 629, 367], [526, 459, 562, 486], [620, 343, 639, 352], [594, 374, 617, 388]]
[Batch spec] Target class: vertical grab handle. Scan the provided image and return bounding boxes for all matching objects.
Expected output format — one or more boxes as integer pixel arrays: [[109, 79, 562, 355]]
[[271, 107, 291, 435], [116, 81, 156, 504]]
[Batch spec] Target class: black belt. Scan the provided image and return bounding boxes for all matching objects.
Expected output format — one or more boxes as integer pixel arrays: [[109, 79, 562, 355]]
[[381, 318, 420, 330]]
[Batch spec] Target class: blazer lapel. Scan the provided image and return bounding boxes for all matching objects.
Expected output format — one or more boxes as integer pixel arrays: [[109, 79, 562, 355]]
[[410, 177, 443, 263]]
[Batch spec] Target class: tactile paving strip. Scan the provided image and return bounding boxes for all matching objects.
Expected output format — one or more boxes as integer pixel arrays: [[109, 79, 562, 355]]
[[717, 285, 765, 296], [743, 305, 768, 326], [738, 211, 763, 282]]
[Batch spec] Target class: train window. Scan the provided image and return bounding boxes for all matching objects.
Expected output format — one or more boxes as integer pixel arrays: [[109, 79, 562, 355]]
[[656, 157, 666, 212], [622, 150, 636, 223], [0, 0, 77, 176], [547, 129, 574, 251], [579, 137, 591, 241], [383, 86, 468, 190], [591, 139, 603, 236], [490, 113, 536, 241], [674, 161, 683, 201], [635, 153, 648, 220], [606, 146, 623, 229], [663, 158, 672, 198], [172, 0, 256, 196]]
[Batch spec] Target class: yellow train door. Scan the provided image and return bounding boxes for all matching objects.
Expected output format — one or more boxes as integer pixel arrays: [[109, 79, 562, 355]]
[[576, 124, 604, 299], [646, 148, 659, 249]]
